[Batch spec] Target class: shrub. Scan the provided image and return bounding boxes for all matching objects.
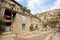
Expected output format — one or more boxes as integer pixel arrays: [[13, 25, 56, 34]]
[[0, 20, 5, 34], [35, 24, 39, 30], [30, 24, 34, 31]]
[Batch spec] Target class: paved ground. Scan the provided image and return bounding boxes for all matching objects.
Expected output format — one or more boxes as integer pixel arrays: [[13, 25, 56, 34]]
[[15, 31, 54, 40], [44, 33, 54, 40], [0, 31, 54, 40], [44, 31, 60, 40], [51, 32, 60, 40]]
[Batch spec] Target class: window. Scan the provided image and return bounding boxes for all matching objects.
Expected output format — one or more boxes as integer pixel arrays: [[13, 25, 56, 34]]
[[5, 23, 11, 32], [58, 11, 60, 13], [37, 19, 39, 23], [39, 19, 41, 23], [44, 16, 46, 20], [35, 24, 39, 30], [54, 15, 55, 17], [14, 7, 19, 12], [22, 24, 25, 31], [50, 15, 52, 16], [48, 13, 50, 15], [9, 3, 13, 8], [47, 19, 48, 20], [17, 8, 19, 11], [30, 17, 33, 22], [22, 16, 26, 22]]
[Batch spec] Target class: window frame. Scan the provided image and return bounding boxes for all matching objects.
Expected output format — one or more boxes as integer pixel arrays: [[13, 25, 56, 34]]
[[22, 24, 25, 31], [22, 16, 26, 22]]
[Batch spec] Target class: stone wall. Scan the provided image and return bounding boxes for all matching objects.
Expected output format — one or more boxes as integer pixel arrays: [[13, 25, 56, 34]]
[[0, 0, 42, 34], [11, 13, 22, 33]]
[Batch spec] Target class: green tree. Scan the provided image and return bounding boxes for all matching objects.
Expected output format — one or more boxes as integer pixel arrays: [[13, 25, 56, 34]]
[[57, 13, 60, 28], [57, 13, 60, 19], [42, 21, 48, 28], [20, 6, 31, 14], [42, 19, 58, 28], [0, 20, 5, 29], [47, 19, 58, 28], [26, 9, 31, 14], [20, 6, 27, 12]]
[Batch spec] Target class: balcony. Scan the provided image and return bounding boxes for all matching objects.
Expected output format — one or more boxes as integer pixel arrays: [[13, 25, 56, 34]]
[[4, 13, 13, 23], [4, 19, 13, 23], [4, 9, 16, 23]]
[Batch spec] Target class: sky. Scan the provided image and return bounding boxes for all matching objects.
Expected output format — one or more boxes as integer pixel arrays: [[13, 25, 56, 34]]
[[15, 0, 60, 14]]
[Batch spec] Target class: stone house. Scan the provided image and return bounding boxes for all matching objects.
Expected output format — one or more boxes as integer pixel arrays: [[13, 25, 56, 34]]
[[36, 9, 60, 31], [0, 0, 41, 34]]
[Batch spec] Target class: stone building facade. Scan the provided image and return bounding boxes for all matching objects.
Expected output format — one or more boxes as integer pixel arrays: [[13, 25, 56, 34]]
[[0, 0, 41, 34]]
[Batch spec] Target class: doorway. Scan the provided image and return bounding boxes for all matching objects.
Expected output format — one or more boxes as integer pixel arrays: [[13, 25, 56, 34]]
[[22, 24, 25, 31], [4, 9, 16, 32]]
